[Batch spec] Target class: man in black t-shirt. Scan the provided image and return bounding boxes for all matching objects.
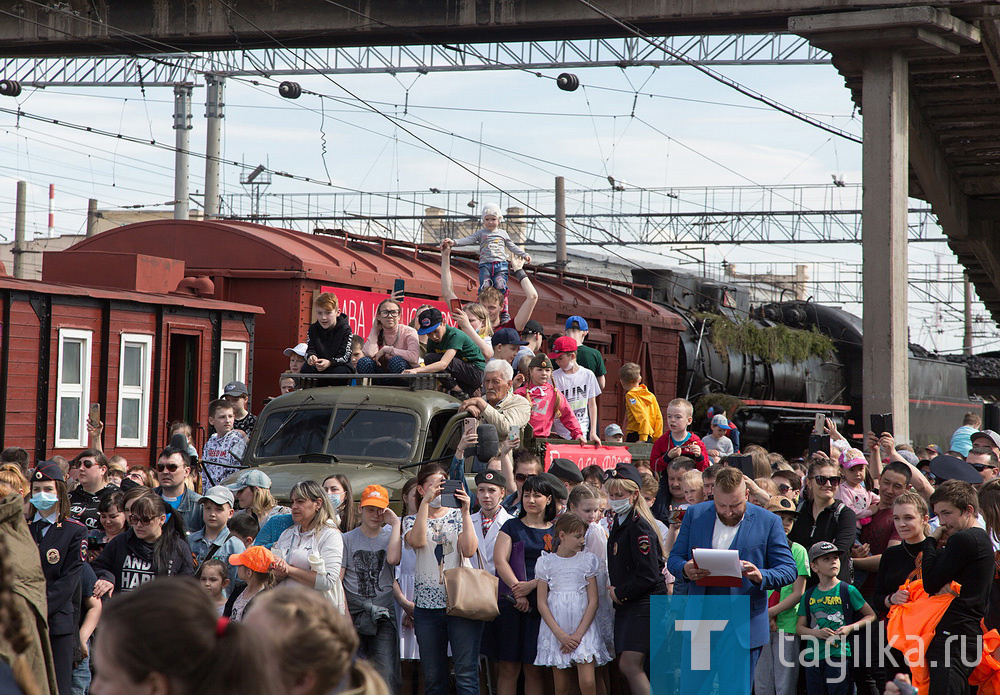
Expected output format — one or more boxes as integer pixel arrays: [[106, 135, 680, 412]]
[[923, 480, 994, 694]]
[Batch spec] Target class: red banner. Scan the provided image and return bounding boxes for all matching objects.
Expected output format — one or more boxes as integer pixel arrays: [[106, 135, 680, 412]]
[[320, 286, 453, 338], [544, 443, 632, 471]]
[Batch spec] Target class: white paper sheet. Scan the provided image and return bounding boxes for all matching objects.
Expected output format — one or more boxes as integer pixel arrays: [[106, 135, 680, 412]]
[[692, 548, 741, 578]]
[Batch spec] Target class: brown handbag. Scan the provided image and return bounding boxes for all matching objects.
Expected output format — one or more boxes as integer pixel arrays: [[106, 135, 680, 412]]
[[443, 548, 500, 621]]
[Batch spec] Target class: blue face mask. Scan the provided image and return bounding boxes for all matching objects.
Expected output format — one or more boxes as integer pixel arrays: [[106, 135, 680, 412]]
[[328, 494, 341, 510], [30, 492, 59, 511]]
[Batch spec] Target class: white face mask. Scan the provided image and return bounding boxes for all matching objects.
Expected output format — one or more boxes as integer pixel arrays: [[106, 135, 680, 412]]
[[609, 498, 632, 516], [429, 497, 443, 509], [328, 494, 341, 510]]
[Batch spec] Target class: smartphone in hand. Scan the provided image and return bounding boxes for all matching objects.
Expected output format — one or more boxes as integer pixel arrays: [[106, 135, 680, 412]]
[[393, 278, 405, 299], [440, 480, 463, 508], [89, 403, 101, 428]]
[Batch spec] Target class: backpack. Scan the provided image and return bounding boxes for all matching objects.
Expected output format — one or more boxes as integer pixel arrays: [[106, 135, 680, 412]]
[[802, 581, 856, 630]]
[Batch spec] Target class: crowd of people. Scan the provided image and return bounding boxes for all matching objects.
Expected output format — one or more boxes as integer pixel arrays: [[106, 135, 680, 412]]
[[4, 205, 999, 695]]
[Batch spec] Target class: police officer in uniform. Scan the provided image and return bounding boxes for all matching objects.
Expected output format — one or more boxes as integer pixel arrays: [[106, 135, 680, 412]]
[[29, 459, 86, 695], [605, 462, 667, 695]]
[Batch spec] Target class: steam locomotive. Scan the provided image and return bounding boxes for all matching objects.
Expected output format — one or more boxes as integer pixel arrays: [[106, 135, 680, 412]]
[[632, 268, 991, 450]]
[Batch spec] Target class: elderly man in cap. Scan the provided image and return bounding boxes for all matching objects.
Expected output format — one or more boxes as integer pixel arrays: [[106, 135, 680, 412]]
[[222, 380, 256, 436], [547, 458, 584, 496], [283, 342, 308, 374], [459, 359, 530, 437]]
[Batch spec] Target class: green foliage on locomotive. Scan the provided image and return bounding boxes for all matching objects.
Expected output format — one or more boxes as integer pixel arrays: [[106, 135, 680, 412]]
[[694, 313, 835, 365]]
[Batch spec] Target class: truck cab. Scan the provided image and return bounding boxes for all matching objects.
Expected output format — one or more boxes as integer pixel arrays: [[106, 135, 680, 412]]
[[232, 380, 473, 503]]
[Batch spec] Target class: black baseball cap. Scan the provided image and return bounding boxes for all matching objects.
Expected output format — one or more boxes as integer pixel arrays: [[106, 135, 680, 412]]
[[417, 307, 443, 335], [522, 320, 545, 337], [491, 328, 528, 347]]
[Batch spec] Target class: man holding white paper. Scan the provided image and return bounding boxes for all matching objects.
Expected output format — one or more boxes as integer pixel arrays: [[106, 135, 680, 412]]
[[667, 467, 798, 691]]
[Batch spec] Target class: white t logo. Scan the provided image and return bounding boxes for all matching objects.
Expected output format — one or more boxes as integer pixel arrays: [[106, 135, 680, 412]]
[[675, 619, 728, 670]]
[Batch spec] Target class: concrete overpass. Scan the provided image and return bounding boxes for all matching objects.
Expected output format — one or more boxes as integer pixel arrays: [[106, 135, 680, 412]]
[[3, 0, 1000, 441]]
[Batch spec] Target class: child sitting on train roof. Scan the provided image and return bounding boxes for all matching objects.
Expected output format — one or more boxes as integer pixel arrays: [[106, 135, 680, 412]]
[[440, 204, 530, 321], [300, 291, 355, 375]]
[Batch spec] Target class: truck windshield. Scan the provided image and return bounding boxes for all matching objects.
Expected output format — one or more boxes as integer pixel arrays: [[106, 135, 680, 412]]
[[254, 407, 416, 461]]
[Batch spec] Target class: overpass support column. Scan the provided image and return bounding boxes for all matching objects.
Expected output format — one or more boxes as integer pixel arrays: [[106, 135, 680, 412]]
[[791, 8, 982, 444], [861, 49, 910, 442]]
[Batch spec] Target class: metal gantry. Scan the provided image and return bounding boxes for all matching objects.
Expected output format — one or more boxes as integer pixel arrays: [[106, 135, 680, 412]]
[[1, 34, 829, 87], [215, 183, 940, 246]]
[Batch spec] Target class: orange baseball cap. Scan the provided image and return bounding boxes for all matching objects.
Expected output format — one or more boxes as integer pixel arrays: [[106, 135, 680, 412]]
[[228, 546, 276, 573], [360, 484, 390, 509]]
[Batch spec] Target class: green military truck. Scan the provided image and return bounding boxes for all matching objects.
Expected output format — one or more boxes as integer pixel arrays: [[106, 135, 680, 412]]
[[227, 379, 473, 504]]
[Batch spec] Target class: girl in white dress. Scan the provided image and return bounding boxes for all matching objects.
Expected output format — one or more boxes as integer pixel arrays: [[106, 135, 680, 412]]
[[534, 512, 612, 695], [567, 483, 615, 656]]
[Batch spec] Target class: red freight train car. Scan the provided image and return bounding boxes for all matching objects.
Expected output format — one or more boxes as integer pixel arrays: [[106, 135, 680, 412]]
[[0, 257, 260, 467], [63, 221, 683, 429]]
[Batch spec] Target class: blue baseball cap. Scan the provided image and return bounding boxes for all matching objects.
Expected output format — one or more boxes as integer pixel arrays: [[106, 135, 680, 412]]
[[565, 315, 589, 331], [491, 328, 528, 347]]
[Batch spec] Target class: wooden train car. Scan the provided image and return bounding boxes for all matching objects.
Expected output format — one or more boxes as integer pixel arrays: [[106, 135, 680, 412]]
[[1, 256, 260, 466], [62, 220, 684, 429]]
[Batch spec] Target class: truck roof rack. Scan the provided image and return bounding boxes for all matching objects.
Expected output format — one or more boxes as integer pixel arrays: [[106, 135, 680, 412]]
[[282, 372, 444, 392]]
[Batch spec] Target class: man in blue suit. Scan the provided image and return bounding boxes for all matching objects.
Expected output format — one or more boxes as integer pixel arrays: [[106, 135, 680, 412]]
[[667, 466, 797, 693]]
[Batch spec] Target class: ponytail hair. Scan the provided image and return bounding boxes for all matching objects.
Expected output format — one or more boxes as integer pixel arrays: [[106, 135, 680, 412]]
[[250, 585, 389, 695], [129, 494, 189, 575], [97, 577, 282, 695], [605, 477, 665, 555]]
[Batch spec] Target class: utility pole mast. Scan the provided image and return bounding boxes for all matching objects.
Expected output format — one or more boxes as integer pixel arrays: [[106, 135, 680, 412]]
[[173, 83, 193, 220], [204, 74, 225, 218]]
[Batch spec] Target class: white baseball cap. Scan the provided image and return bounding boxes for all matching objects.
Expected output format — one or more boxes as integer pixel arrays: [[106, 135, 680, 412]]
[[283, 343, 308, 358]]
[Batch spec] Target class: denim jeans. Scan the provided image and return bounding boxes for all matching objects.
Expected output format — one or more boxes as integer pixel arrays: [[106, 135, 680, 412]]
[[478, 261, 508, 293], [71, 652, 91, 695], [413, 606, 483, 695], [358, 619, 400, 694]]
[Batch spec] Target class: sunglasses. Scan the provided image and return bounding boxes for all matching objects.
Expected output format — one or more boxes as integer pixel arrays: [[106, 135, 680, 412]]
[[514, 473, 529, 482], [777, 484, 792, 493], [810, 475, 842, 487], [70, 460, 100, 470], [971, 463, 998, 472], [155, 463, 180, 473], [128, 514, 158, 525]]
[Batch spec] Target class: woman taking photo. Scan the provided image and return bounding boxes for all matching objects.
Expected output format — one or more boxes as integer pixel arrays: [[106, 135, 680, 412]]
[[358, 297, 420, 375], [271, 480, 346, 613], [788, 458, 858, 585], [92, 492, 195, 597], [491, 474, 558, 695], [403, 464, 479, 695]]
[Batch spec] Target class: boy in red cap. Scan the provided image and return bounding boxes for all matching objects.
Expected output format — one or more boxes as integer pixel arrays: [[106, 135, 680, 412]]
[[341, 484, 402, 692], [549, 336, 602, 444]]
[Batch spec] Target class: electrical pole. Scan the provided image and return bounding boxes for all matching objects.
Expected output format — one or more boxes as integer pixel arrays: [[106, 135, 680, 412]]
[[173, 83, 193, 220], [204, 74, 225, 218], [965, 270, 973, 356], [555, 176, 567, 267], [14, 180, 26, 279]]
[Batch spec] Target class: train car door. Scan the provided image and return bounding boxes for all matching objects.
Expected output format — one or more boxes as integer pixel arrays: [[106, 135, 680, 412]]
[[167, 333, 200, 433]]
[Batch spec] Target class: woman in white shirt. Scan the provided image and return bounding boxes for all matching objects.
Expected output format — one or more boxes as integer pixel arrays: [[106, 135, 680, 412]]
[[271, 480, 346, 613]]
